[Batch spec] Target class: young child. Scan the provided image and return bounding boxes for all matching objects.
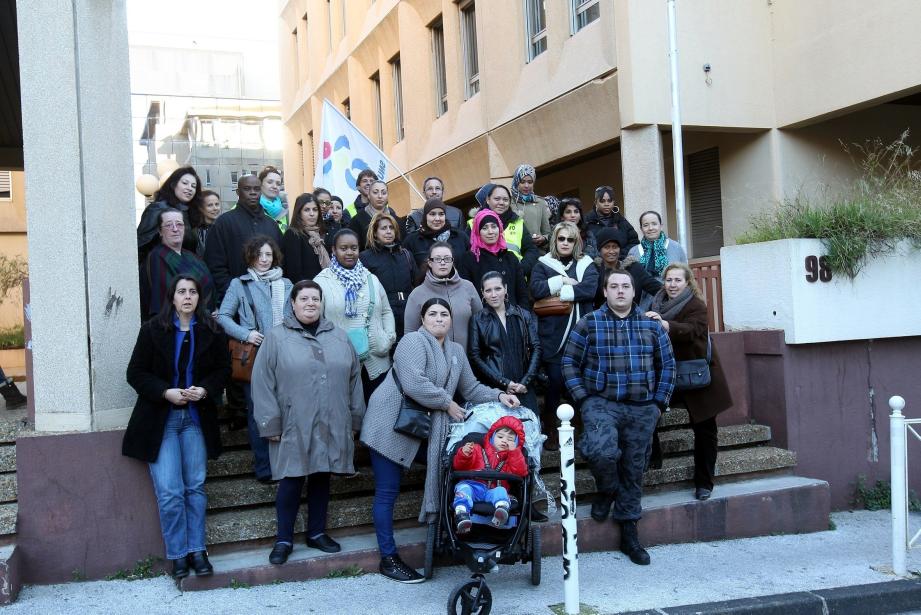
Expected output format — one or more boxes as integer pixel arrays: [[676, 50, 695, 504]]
[[452, 416, 529, 533]]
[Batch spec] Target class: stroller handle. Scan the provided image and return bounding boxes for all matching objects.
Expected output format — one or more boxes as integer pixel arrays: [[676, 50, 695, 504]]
[[451, 470, 526, 483]]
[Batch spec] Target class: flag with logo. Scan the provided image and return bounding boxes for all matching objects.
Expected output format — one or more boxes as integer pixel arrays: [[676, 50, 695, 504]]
[[314, 99, 390, 211]]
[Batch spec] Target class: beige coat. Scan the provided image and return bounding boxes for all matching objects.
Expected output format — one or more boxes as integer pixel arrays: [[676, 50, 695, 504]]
[[252, 316, 365, 479]]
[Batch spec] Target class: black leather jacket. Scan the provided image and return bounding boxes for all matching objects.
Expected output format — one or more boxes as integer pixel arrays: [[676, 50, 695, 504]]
[[467, 304, 542, 389]]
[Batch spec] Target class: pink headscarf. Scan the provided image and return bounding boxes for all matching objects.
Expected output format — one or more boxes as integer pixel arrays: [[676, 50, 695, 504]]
[[470, 209, 507, 262]]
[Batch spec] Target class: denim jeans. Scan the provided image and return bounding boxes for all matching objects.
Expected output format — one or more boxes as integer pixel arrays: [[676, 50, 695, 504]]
[[148, 410, 208, 560], [452, 480, 509, 513], [370, 444, 427, 558], [243, 383, 272, 480]]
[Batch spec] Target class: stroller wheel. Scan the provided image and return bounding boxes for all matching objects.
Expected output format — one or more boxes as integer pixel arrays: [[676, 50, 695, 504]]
[[447, 576, 492, 615], [424, 521, 437, 579], [530, 525, 542, 586]]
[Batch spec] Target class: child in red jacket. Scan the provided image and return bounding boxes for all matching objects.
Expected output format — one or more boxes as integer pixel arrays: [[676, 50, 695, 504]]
[[452, 415, 528, 533]]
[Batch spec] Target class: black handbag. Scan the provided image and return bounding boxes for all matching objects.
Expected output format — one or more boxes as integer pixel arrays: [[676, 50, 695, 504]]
[[391, 368, 433, 440], [674, 336, 712, 391]]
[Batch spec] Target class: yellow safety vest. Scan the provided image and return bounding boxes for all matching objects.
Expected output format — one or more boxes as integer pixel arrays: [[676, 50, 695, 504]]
[[468, 216, 525, 260]]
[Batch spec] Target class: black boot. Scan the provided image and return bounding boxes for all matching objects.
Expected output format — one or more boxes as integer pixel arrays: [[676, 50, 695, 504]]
[[172, 557, 190, 579], [619, 520, 650, 565], [0, 379, 25, 410], [188, 550, 213, 576], [590, 492, 615, 522]]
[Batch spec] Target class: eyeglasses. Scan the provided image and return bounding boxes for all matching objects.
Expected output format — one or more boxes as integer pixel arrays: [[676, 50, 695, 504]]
[[557, 236, 575, 244], [160, 222, 185, 230], [429, 256, 454, 264]]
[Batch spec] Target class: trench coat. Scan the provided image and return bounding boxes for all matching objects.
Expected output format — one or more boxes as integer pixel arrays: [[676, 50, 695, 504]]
[[251, 315, 366, 480]]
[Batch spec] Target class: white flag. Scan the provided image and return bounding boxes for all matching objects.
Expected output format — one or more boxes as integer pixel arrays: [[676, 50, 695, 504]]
[[314, 100, 390, 211]]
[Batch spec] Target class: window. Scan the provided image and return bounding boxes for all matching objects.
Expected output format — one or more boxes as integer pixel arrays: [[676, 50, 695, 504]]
[[430, 18, 448, 117], [342, 98, 351, 120], [390, 56, 405, 142], [370, 72, 383, 148], [459, 1, 479, 98], [340, 0, 347, 38], [525, 0, 547, 61], [571, 0, 600, 33], [687, 148, 725, 258], [0, 172, 10, 201], [307, 130, 315, 175], [205, 169, 212, 186], [291, 27, 299, 82], [230, 171, 239, 184]]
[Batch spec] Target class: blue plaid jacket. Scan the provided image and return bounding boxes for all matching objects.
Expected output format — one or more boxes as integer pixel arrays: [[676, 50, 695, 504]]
[[562, 304, 676, 409]]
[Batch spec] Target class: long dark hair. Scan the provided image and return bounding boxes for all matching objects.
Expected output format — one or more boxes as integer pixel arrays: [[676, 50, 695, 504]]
[[153, 166, 203, 210], [190, 189, 220, 229], [420, 297, 452, 319], [153, 274, 217, 331], [290, 193, 326, 236]]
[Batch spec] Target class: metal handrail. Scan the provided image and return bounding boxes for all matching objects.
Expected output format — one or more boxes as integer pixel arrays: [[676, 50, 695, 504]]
[[890, 396, 920, 575]]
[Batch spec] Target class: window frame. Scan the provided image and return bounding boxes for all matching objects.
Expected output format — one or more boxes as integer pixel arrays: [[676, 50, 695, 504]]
[[458, 0, 480, 99], [430, 17, 449, 117], [390, 56, 405, 142], [0, 171, 11, 201], [570, 0, 600, 34], [524, 0, 547, 62], [370, 71, 384, 148]]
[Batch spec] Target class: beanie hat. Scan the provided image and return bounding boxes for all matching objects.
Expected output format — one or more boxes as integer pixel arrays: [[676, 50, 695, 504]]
[[596, 227, 625, 249], [423, 198, 446, 216]]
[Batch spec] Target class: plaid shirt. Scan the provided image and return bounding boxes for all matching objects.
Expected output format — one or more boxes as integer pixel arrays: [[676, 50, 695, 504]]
[[562, 303, 676, 408]]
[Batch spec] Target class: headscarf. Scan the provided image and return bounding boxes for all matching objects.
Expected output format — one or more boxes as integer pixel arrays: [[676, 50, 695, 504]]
[[420, 198, 451, 242], [247, 266, 286, 327], [328, 255, 369, 318], [639, 232, 671, 278], [470, 209, 507, 262], [475, 183, 496, 208], [511, 164, 536, 203]]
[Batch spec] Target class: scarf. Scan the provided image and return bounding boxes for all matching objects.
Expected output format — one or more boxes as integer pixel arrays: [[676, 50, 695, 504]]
[[302, 225, 331, 268], [650, 286, 694, 321], [364, 204, 385, 219], [259, 194, 285, 220], [639, 232, 670, 278], [511, 164, 536, 203], [470, 209, 507, 262], [329, 255, 368, 318], [247, 266, 286, 327]]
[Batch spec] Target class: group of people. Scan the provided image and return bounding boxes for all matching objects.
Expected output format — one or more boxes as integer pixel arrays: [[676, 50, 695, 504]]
[[121, 161, 732, 582]]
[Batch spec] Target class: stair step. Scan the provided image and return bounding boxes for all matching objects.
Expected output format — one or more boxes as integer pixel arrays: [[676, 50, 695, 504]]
[[0, 408, 28, 446], [660, 407, 690, 427], [204, 445, 796, 546], [0, 446, 15, 474], [0, 474, 16, 504], [0, 503, 16, 536]]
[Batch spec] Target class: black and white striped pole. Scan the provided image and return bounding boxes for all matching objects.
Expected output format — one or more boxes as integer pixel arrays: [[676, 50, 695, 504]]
[[557, 403, 580, 615]]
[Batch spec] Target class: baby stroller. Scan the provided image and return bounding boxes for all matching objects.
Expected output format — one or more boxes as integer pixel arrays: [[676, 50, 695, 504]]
[[425, 409, 542, 615]]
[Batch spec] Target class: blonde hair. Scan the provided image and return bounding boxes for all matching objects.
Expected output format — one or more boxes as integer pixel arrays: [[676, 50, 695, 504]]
[[366, 212, 402, 250], [549, 221, 584, 260], [662, 262, 703, 301]]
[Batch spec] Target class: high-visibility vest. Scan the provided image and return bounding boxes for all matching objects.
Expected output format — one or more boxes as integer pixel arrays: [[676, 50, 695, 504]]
[[345, 201, 358, 219], [468, 216, 525, 260]]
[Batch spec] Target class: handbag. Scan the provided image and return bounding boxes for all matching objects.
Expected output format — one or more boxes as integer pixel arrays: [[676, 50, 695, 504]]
[[346, 276, 376, 361], [532, 295, 572, 317], [229, 280, 259, 383], [674, 336, 712, 391], [391, 367, 432, 440]]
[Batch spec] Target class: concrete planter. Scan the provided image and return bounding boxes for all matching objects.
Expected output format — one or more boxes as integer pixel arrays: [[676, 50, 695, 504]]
[[721, 238, 920, 344]]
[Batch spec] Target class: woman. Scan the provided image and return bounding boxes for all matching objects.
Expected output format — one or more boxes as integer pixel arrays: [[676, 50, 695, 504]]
[[315, 229, 396, 401], [628, 210, 689, 280], [583, 185, 640, 255], [349, 180, 399, 251], [252, 280, 365, 564], [140, 208, 215, 319], [592, 227, 662, 310], [282, 193, 331, 283], [404, 242, 482, 351], [468, 271, 542, 413], [560, 197, 598, 259], [646, 263, 731, 500], [259, 166, 287, 231], [360, 212, 417, 339], [190, 190, 222, 258], [137, 166, 202, 261], [510, 164, 552, 252], [330, 194, 348, 226], [459, 209, 529, 308], [529, 222, 599, 450], [360, 298, 520, 583], [472, 183, 540, 275], [402, 198, 470, 272], [122, 274, 230, 579], [215, 235, 293, 483]]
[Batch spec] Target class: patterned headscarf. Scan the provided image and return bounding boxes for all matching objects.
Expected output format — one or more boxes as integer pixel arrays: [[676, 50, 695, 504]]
[[475, 183, 496, 208], [511, 164, 537, 203], [328, 254, 368, 318], [470, 209, 507, 262]]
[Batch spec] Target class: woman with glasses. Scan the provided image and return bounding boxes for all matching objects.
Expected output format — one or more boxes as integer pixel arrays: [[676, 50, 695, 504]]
[[529, 222, 599, 450], [402, 198, 469, 274], [137, 166, 202, 262], [458, 209, 530, 308], [404, 242, 482, 351]]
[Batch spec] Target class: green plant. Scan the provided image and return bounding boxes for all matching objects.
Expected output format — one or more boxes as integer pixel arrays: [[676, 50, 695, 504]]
[[229, 578, 251, 589], [737, 132, 921, 278], [325, 564, 365, 579], [0, 255, 27, 306], [854, 475, 921, 511], [105, 556, 164, 581], [71, 569, 86, 582], [0, 325, 24, 349], [828, 519, 837, 531]]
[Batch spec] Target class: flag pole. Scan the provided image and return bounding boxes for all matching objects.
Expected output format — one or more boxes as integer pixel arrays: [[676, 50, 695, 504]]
[[322, 100, 426, 204]]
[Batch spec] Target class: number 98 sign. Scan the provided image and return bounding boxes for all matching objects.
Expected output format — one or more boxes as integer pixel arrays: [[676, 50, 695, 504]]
[[804, 255, 832, 283]]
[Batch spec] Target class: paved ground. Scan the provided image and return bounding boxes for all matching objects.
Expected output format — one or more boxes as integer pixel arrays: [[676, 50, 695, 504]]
[[7, 510, 921, 614]]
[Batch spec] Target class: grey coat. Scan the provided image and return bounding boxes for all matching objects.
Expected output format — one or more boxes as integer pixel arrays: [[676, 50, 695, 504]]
[[360, 329, 502, 522], [215, 273, 293, 342], [252, 316, 365, 480]]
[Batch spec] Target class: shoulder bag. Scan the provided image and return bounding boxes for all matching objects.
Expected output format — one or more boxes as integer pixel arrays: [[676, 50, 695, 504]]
[[391, 367, 433, 440], [346, 275, 375, 362], [674, 336, 712, 391], [533, 295, 572, 317], [229, 280, 259, 382]]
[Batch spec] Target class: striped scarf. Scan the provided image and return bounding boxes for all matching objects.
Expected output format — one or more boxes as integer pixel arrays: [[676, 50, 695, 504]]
[[329, 255, 368, 318], [246, 266, 286, 327]]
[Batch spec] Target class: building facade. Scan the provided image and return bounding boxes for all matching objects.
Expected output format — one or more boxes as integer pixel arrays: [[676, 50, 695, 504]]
[[279, 0, 921, 258]]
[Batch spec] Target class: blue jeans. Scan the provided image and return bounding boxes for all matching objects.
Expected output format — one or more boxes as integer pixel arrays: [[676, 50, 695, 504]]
[[243, 383, 272, 480], [148, 410, 208, 560], [452, 481, 509, 513], [370, 444, 427, 558]]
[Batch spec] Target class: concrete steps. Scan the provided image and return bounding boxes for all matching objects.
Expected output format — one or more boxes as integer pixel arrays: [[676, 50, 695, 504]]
[[0, 400, 27, 538]]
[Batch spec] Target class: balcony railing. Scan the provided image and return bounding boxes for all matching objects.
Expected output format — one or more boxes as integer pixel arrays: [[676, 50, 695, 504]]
[[690, 257, 724, 333]]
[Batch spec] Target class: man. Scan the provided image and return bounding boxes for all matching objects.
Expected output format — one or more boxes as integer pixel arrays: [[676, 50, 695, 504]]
[[593, 227, 662, 310], [345, 169, 378, 221], [562, 268, 676, 566], [204, 174, 283, 301], [404, 177, 464, 233]]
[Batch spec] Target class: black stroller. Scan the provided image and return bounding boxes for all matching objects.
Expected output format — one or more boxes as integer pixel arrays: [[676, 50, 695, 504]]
[[424, 417, 542, 615]]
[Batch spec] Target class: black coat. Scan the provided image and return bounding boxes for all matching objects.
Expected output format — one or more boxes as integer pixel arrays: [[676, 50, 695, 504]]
[[458, 249, 530, 308], [593, 259, 663, 309], [282, 228, 325, 283], [530, 256, 599, 363], [137, 200, 198, 263], [122, 319, 231, 463], [584, 210, 640, 255], [467, 304, 541, 390], [402, 227, 470, 270], [203, 203, 283, 301], [360, 245, 418, 339]]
